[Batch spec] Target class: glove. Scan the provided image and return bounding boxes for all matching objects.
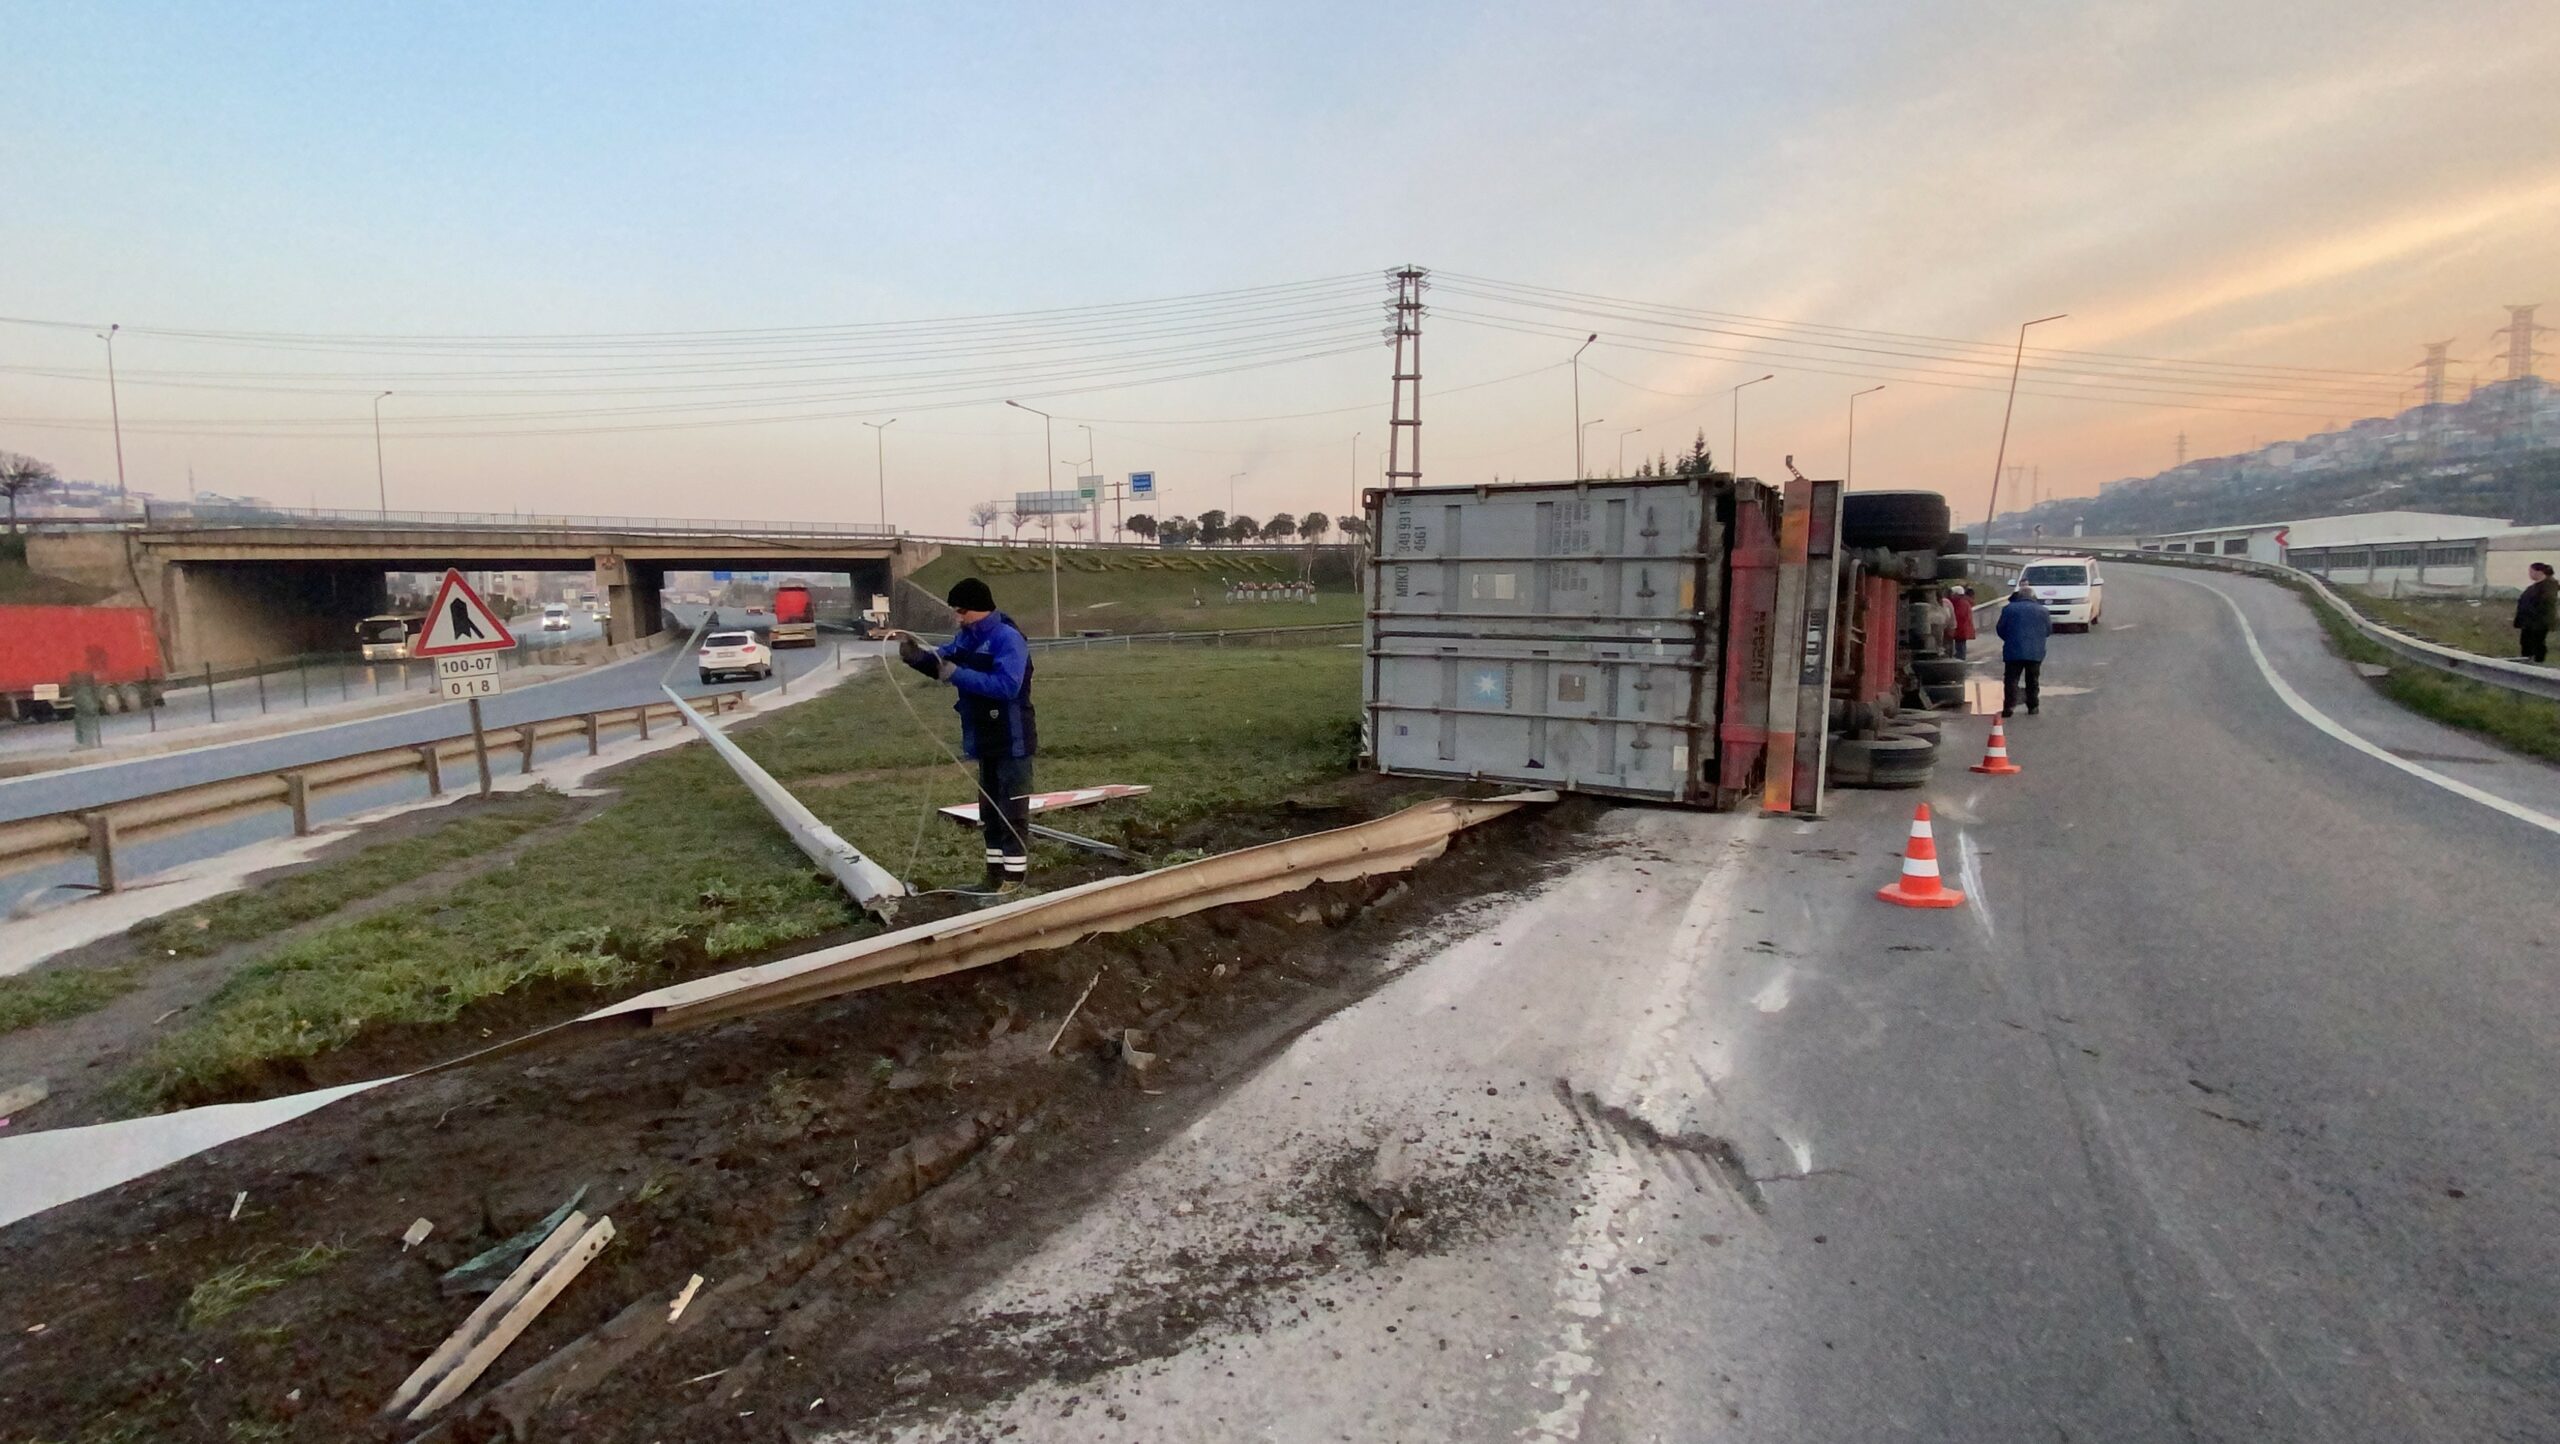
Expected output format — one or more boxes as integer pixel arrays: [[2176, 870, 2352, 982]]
[[899, 637, 938, 678]]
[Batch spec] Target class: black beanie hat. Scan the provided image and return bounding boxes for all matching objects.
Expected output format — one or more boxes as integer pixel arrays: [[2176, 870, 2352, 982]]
[[946, 577, 995, 613]]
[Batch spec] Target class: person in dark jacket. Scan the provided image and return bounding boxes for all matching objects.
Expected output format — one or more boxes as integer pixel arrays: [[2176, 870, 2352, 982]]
[[899, 578, 1037, 891], [2515, 562, 2557, 664], [1995, 585, 2052, 717], [1947, 586, 1977, 660]]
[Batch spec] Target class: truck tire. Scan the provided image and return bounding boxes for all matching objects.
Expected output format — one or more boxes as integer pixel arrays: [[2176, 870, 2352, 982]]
[[1830, 735, 1935, 789], [1941, 529, 1969, 555], [1913, 657, 1969, 687], [1923, 680, 1970, 710], [1937, 554, 1972, 582], [1841, 491, 1951, 552]]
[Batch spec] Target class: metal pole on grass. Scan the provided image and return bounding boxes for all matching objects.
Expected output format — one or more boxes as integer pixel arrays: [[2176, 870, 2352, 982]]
[[205, 662, 218, 723]]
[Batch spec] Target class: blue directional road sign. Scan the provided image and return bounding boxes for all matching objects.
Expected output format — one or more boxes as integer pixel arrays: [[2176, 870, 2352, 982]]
[[1129, 471, 1155, 496], [711, 570, 733, 582]]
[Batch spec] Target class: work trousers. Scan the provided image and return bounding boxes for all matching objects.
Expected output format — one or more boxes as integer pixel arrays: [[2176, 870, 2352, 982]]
[[2524, 626, 2550, 664], [978, 753, 1033, 882], [1951, 637, 1969, 660], [2002, 659, 2042, 715]]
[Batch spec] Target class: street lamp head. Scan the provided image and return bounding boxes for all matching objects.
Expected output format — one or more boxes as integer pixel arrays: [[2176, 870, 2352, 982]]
[[2029, 313, 2068, 327]]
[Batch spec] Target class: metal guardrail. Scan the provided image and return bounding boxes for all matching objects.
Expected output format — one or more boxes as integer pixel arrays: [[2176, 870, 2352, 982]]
[[0, 691, 748, 894], [1977, 545, 2560, 703]]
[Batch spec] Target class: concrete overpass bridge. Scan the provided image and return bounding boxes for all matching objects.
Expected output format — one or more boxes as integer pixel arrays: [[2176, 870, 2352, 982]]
[[22, 506, 927, 668]]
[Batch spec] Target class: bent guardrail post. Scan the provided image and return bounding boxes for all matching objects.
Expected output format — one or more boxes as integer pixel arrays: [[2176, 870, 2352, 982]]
[[658, 675, 908, 921]]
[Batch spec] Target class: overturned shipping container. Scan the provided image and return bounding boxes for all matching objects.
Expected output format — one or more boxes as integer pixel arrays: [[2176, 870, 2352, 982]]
[[1362, 476, 1845, 811]]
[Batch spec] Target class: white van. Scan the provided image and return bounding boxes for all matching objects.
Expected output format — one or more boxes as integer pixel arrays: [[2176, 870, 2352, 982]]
[[541, 603, 572, 632], [2017, 556, 2105, 631]]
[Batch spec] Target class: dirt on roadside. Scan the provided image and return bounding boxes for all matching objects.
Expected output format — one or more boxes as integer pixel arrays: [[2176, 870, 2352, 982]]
[[0, 785, 1596, 1444]]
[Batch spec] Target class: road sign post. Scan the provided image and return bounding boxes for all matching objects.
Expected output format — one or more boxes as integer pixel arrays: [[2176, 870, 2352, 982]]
[[413, 569, 518, 799]]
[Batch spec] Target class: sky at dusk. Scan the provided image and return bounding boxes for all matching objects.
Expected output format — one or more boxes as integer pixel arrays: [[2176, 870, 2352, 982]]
[[4, 0, 2557, 535]]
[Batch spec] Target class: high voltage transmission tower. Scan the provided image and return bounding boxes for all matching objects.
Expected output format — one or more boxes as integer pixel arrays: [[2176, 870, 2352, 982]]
[[2491, 303, 2549, 448], [1383, 266, 1427, 491]]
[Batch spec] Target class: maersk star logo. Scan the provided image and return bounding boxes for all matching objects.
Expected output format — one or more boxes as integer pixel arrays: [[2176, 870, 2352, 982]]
[[1470, 668, 1505, 704]]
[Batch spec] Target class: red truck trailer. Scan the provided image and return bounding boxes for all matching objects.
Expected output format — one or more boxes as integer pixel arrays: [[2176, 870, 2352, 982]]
[[769, 581, 818, 648], [0, 604, 167, 722]]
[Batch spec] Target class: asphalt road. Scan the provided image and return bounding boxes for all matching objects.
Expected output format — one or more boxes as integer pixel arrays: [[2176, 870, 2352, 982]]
[[850, 564, 2560, 1443]]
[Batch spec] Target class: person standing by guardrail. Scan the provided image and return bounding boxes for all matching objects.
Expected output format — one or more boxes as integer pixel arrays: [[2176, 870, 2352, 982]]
[[1996, 585, 2052, 717], [897, 577, 1037, 893], [2515, 563, 2556, 665], [1947, 586, 1977, 661]]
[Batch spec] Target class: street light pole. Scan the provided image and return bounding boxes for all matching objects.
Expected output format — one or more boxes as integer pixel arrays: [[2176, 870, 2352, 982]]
[[98, 325, 127, 501], [1845, 386, 1885, 488], [1581, 419, 1605, 477], [861, 418, 897, 528], [1228, 470, 1246, 517], [1571, 333, 1598, 478], [371, 390, 393, 517], [1731, 374, 1774, 479], [1617, 426, 1642, 477], [1006, 400, 1062, 637], [1983, 314, 2067, 544]]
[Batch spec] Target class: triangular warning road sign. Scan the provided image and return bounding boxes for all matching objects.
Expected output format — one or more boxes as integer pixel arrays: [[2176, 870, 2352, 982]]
[[414, 569, 519, 656]]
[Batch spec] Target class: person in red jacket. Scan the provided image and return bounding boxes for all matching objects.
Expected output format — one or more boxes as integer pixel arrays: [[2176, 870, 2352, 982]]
[[1946, 586, 1978, 661]]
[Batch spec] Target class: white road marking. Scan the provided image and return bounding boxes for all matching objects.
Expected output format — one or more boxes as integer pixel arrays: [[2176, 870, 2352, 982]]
[[1751, 969, 1793, 1013], [1953, 829, 1994, 942], [2174, 575, 2560, 840], [1524, 862, 1737, 1441]]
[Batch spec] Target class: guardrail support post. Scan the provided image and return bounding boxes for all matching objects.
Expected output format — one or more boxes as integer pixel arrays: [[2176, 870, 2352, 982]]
[[468, 697, 493, 797], [518, 724, 538, 775], [256, 664, 269, 715], [636, 705, 651, 741], [583, 713, 600, 755], [417, 745, 443, 796], [285, 772, 310, 836], [205, 661, 219, 723], [82, 812, 117, 894]]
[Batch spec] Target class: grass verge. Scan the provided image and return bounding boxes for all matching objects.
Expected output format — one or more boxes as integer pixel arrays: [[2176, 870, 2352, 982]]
[[911, 543, 1360, 635], [0, 790, 574, 1041], [125, 645, 1362, 1107], [127, 789, 573, 959], [0, 965, 139, 1034], [2350, 591, 2524, 659], [2295, 582, 2560, 763]]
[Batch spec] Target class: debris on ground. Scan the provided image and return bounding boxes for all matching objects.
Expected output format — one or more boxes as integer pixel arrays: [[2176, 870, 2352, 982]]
[[0, 785, 1596, 1443]]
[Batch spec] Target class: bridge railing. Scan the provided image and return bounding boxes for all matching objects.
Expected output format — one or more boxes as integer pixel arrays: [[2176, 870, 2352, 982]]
[[49, 501, 899, 538], [1975, 544, 2560, 703]]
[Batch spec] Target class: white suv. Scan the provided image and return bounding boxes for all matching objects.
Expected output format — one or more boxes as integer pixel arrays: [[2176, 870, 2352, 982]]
[[697, 631, 773, 684], [2017, 557, 2105, 631]]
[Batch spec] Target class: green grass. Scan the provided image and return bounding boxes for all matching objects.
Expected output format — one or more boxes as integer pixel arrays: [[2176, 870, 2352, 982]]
[[128, 789, 572, 960], [2350, 592, 2524, 660], [182, 1243, 346, 1328], [126, 645, 1361, 1106], [0, 965, 141, 1034], [2299, 584, 2560, 763], [911, 544, 1361, 636], [0, 791, 574, 1042]]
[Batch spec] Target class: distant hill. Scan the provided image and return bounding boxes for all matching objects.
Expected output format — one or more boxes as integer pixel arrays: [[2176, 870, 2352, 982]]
[[1998, 377, 2559, 540]]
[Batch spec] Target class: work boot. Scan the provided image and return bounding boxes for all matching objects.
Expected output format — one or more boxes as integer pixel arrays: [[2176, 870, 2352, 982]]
[[983, 863, 1008, 891]]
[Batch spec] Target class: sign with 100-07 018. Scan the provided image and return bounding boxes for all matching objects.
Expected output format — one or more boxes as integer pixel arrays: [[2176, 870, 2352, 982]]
[[436, 653, 502, 699]]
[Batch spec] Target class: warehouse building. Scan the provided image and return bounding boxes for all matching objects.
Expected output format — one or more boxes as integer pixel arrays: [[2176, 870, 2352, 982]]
[[2134, 511, 2547, 594]]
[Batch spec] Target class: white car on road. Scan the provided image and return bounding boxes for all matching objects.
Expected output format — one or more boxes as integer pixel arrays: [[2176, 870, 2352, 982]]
[[697, 631, 773, 684], [2018, 557, 2105, 631]]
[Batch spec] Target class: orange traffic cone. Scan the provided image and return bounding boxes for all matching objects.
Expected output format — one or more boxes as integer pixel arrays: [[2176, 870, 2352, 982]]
[[1970, 717, 2022, 775], [1877, 803, 1965, 909]]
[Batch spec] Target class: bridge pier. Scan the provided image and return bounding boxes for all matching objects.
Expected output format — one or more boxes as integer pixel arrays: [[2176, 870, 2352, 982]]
[[597, 554, 666, 645]]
